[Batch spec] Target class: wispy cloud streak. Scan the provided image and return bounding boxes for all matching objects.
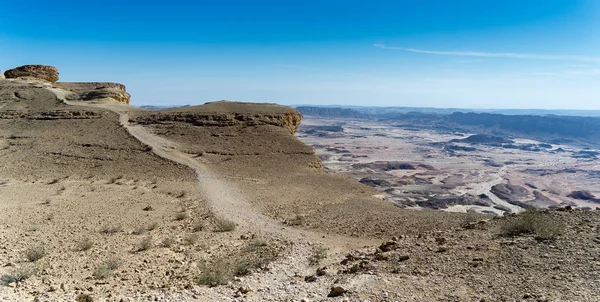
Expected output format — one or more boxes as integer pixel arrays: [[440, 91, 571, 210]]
[[373, 44, 600, 62]]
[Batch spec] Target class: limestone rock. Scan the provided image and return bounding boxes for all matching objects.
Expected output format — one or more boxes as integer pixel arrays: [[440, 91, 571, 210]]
[[132, 101, 304, 135], [4, 65, 59, 82], [57, 82, 131, 104]]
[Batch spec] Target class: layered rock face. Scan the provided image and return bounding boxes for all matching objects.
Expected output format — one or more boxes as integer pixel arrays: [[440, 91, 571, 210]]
[[57, 82, 131, 104], [132, 101, 303, 134], [4, 65, 59, 82]]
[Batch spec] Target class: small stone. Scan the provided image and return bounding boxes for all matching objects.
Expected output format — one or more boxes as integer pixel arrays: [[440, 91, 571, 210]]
[[238, 286, 252, 294], [398, 255, 410, 262], [378, 241, 398, 252], [435, 237, 447, 245], [304, 275, 318, 283], [316, 267, 328, 276], [328, 286, 346, 297], [436, 247, 448, 253], [75, 294, 94, 302]]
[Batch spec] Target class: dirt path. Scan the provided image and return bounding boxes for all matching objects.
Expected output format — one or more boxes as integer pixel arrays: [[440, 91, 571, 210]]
[[45, 88, 378, 299]]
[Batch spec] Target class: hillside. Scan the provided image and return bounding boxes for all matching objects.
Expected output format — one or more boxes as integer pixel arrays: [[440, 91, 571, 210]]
[[1, 66, 599, 301]]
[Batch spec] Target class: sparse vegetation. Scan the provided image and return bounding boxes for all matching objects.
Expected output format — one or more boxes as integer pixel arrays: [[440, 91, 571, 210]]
[[243, 239, 268, 253], [184, 233, 199, 246], [233, 260, 256, 276], [75, 237, 94, 251], [501, 209, 564, 240], [192, 222, 204, 232], [0, 264, 36, 285], [107, 175, 123, 184], [101, 224, 122, 234], [308, 246, 327, 266], [147, 222, 159, 231], [27, 225, 40, 232], [133, 226, 147, 235], [135, 236, 153, 252], [93, 257, 121, 279], [162, 235, 176, 248], [24, 245, 46, 262], [214, 217, 236, 232], [285, 214, 304, 226], [175, 211, 189, 221], [197, 258, 232, 287], [92, 265, 114, 279]]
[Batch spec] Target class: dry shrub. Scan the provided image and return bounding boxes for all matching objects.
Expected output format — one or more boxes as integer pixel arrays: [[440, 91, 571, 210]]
[[24, 245, 46, 262], [502, 209, 563, 240], [214, 217, 236, 232], [101, 225, 122, 234], [75, 237, 94, 251], [135, 236, 153, 252], [92, 258, 120, 279], [147, 222, 159, 231], [184, 233, 199, 246], [308, 246, 327, 266], [1, 264, 36, 285], [162, 236, 176, 248], [197, 258, 232, 287], [174, 212, 189, 221]]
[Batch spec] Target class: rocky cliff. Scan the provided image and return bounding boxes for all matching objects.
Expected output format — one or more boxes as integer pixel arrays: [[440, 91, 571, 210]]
[[132, 101, 303, 135], [57, 82, 131, 104]]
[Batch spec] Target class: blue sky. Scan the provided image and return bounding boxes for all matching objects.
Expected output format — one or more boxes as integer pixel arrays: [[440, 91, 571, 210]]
[[1, 0, 599, 109]]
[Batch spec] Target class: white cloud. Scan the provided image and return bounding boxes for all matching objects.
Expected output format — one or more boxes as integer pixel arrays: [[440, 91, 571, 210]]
[[373, 44, 600, 62]]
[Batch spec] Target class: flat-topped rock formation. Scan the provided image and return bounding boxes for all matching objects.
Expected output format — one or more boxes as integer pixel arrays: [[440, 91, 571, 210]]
[[4, 64, 59, 83], [132, 100, 302, 134]]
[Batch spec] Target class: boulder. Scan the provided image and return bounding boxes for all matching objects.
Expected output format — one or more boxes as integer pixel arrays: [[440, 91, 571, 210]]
[[4, 65, 59, 82]]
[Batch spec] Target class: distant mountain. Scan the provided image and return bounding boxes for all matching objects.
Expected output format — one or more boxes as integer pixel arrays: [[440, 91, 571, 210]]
[[297, 105, 600, 118], [295, 106, 368, 118], [139, 105, 189, 110]]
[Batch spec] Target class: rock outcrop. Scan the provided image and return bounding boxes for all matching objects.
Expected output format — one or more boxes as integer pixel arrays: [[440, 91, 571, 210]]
[[132, 101, 303, 135], [4, 65, 59, 83], [57, 82, 131, 104]]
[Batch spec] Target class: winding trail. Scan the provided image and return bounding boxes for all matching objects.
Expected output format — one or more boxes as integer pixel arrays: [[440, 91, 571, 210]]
[[46, 87, 378, 299]]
